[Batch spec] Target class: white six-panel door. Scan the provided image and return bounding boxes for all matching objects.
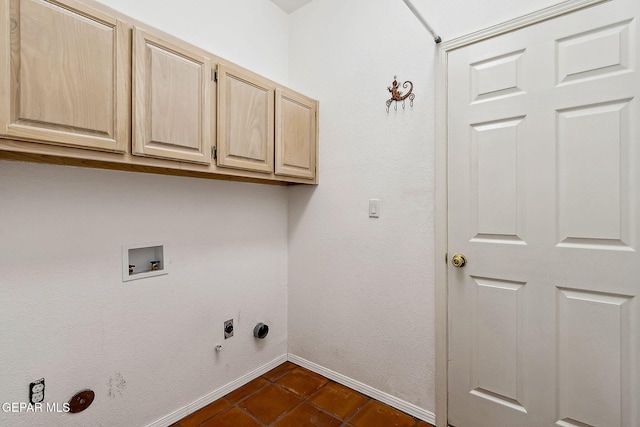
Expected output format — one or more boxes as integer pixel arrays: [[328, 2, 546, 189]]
[[447, 0, 639, 425]]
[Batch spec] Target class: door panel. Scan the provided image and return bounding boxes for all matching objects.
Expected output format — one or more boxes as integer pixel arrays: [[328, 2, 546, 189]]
[[556, 20, 632, 85], [470, 116, 526, 242], [557, 100, 630, 247], [447, 0, 640, 426], [470, 49, 525, 103], [556, 288, 632, 427], [470, 276, 526, 412]]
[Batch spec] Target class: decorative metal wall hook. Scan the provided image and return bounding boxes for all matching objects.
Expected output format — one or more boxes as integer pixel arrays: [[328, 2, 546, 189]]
[[386, 76, 415, 112]]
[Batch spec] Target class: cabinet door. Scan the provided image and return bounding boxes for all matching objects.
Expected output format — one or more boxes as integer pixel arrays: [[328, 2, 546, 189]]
[[217, 64, 274, 173], [132, 27, 211, 164], [0, 0, 128, 152], [275, 88, 317, 180]]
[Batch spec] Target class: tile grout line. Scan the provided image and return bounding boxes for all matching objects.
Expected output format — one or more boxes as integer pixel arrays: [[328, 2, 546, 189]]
[[272, 366, 357, 425], [230, 363, 299, 426], [303, 381, 361, 425], [226, 395, 269, 427], [261, 366, 332, 425], [230, 377, 276, 426], [247, 364, 352, 425], [343, 396, 372, 425]]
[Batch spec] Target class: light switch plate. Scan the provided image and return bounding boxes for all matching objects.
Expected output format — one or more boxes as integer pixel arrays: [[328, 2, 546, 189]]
[[369, 199, 380, 218]]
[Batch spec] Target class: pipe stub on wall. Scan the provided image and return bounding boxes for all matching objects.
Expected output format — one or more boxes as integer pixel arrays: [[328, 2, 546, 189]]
[[253, 323, 269, 339]]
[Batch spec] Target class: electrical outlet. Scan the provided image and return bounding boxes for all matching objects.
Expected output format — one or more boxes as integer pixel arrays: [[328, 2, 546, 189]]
[[224, 319, 233, 339], [29, 378, 45, 404]]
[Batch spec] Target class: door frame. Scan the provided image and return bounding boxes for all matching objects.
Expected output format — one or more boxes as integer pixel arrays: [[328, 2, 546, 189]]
[[433, 1, 611, 425]]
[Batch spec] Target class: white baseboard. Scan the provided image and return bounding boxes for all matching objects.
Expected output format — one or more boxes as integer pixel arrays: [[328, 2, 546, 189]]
[[287, 354, 436, 425], [146, 353, 287, 427], [146, 353, 435, 426]]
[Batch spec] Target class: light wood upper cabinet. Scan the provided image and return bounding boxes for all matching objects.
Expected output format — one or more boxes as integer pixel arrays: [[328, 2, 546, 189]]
[[132, 27, 212, 164], [217, 64, 274, 174], [275, 88, 317, 180], [0, 0, 129, 152], [0, 0, 318, 184]]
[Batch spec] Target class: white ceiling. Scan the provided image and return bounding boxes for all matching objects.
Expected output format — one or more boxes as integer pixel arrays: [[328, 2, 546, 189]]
[[270, 0, 312, 14]]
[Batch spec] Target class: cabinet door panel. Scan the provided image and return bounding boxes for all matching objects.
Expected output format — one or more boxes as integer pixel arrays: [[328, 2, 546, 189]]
[[0, 0, 128, 152], [217, 64, 274, 173], [132, 27, 211, 164], [275, 88, 317, 180]]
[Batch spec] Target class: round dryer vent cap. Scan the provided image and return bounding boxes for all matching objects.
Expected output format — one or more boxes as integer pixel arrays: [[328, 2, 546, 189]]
[[253, 323, 269, 339]]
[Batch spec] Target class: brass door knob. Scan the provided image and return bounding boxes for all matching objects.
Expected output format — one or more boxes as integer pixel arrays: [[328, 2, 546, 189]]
[[451, 254, 466, 268]]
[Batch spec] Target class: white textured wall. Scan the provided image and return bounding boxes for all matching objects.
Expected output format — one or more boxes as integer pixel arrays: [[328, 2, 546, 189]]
[[0, 163, 288, 427], [412, 0, 564, 41], [0, 1, 290, 426], [94, 0, 290, 84], [287, 0, 437, 412], [286, 0, 566, 417]]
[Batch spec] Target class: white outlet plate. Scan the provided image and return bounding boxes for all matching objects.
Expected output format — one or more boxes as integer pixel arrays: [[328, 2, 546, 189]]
[[30, 379, 45, 404]]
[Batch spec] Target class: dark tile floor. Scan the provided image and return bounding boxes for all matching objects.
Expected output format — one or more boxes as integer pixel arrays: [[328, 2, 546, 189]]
[[171, 362, 434, 427]]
